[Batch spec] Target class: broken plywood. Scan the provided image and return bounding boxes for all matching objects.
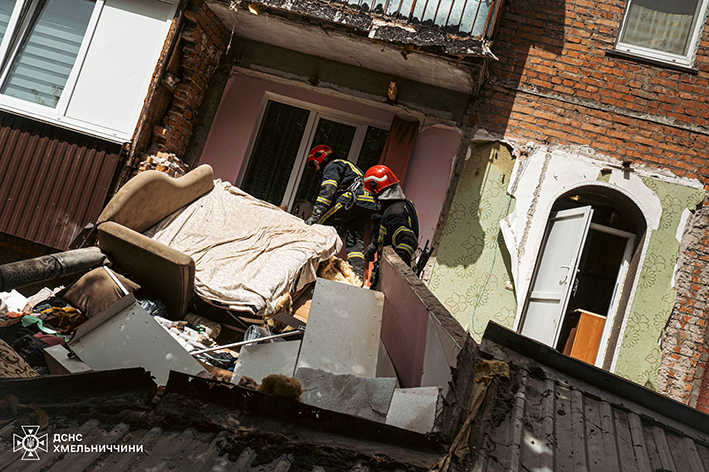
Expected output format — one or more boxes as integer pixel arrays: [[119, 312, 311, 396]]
[[296, 278, 384, 378]]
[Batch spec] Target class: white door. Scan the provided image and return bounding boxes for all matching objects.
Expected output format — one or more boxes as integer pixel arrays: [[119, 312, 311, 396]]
[[520, 206, 594, 347]]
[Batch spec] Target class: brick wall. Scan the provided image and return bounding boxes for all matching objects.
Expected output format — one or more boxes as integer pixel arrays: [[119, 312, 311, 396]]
[[472, 0, 709, 185], [152, 0, 229, 158], [659, 202, 709, 406], [468, 0, 709, 405]]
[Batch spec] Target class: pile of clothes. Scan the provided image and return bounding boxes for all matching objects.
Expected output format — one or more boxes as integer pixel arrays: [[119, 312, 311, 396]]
[[0, 288, 84, 376]]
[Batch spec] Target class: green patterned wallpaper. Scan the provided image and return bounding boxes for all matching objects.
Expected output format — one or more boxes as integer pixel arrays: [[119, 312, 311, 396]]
[[613, 178, 704, 389], [429, 140, 705, 390], [429, 142, 518, 341]]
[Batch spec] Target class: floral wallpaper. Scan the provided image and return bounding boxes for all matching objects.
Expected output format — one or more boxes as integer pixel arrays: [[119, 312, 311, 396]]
[[613, 178, 704, 390], [429, 142, 518, 341], [429, 141, 705, 391]]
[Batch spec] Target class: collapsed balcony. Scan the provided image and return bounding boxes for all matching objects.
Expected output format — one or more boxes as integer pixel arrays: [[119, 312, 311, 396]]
[[209, 0, 504, 56]]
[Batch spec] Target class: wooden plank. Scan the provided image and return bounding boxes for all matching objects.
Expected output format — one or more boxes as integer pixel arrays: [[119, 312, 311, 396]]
[[569, 310, 606, 364]]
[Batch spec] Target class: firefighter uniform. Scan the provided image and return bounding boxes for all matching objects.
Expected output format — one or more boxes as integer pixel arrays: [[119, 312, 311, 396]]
[[309, 158, 378, 278], [373, 199, 419, 267]]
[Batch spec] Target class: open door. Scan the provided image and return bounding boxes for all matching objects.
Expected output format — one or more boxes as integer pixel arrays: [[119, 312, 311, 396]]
[[520, 206, 594, 346]]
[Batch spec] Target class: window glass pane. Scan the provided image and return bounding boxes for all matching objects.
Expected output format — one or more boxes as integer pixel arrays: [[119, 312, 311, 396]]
[[2, 0, 95, 107], [294, 118, 357, 206], [356, 126, 389, 174], [0, 1, 17, 45], [620, 0, 701, 55], [241, 101, 310, 206]]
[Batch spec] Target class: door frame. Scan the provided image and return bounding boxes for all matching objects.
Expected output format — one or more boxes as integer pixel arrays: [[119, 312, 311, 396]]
[[589, 222, 635, 366], [237, 92, 390, 209], [518, 212, 636, 367]]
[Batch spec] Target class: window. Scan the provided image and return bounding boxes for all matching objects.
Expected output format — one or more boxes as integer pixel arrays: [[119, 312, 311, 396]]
[[0, 0, 98, 108], [239, 94, 390, 211], [616, 0, 709, 66]]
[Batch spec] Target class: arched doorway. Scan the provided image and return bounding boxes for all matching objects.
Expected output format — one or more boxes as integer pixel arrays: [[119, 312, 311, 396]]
[[518, 185, 647, 367]]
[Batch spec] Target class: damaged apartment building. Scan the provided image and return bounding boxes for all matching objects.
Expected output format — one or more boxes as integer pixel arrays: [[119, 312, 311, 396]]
[[1, 0, 709, 451], [1, 0, 709, 469], [173, 0, 709, 412]]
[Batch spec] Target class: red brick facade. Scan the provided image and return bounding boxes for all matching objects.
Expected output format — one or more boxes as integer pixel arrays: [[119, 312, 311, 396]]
[[470, 0, 709, 407], [472, 0, 709, 185]]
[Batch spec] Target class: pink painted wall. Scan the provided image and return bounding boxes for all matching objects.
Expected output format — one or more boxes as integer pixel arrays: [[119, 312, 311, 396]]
[[403, 126, 461, 247], [198, 73, 398, 184]]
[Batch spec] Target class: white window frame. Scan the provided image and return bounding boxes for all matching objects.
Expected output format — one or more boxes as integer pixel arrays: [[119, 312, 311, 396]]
[[237, 92, 391, 210], [0, 0, 109, 138], [615, 0, 709, 67]]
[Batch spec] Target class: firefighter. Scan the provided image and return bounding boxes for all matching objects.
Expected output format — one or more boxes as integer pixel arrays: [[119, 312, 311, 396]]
[[363, 165, 419, 268], [304, 145, 378, 280]]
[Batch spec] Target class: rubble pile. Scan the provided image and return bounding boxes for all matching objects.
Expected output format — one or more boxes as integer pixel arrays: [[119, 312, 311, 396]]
[[136, 151, 190, 177]]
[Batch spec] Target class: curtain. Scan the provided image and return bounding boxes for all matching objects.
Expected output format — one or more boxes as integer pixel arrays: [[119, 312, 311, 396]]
[[378, 116, 419, 182], [621, 0, 700, 55]]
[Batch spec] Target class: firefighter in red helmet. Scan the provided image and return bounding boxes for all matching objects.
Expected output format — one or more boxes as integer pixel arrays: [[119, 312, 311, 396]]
[[363, 165, 419, 268], [304, 144, 378, 280]]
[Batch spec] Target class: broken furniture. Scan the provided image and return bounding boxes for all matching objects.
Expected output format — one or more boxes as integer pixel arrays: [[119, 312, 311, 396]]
[[68, 294, 205, 385], [96, 165, 341, 321], [95, 164, 214, 320], [230, 277, 443, 435]]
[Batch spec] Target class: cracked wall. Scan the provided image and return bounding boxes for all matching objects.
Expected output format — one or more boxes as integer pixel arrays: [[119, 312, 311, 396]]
[[430, 139, 705, 394]]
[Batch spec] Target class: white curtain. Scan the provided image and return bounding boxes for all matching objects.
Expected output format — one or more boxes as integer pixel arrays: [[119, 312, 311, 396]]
[[3, 0, 95, 107], [621, 0, 700, 55]]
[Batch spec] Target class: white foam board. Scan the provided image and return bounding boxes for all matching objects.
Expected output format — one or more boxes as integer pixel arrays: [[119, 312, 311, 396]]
[[385, 387, 441, 434], [231, 340, 301, 384], [296, 278, 384, 378]]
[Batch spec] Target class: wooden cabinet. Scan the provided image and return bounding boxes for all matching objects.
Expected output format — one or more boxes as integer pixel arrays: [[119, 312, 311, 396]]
[[562, 309, 606, 365]]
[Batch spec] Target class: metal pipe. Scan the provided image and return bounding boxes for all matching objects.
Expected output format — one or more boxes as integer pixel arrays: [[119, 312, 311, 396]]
[[190, 328, 304, 356]]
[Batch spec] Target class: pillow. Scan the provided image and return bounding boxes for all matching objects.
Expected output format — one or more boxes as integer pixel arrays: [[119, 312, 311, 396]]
[[63, 267, 140, 319]]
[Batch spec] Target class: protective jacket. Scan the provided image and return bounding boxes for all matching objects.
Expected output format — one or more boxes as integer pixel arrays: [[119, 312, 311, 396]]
[[312, 158, 378, 223]]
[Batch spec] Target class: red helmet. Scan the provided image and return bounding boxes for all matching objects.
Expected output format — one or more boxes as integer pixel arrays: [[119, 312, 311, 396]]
[[307, 145, 333, 167], [364, 165, 399, 194]]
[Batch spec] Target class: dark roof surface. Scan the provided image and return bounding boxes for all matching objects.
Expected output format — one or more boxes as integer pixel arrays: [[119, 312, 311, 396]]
[[478, 323, 709, 472]]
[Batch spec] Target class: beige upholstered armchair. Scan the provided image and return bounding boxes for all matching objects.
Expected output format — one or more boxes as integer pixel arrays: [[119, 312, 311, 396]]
[[95, 165, 214, 320]]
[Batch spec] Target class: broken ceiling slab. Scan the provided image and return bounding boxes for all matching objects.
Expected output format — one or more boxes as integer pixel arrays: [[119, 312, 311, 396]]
[[296, 367, 396, 423], [385, 387, 442, 434], [69, 295, 205, 385], [231, 340, 301, 384], [296, 278, 384, 378]]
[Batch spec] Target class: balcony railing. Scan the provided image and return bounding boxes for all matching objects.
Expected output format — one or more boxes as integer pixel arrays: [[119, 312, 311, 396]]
[[343, 0, 501, 38]]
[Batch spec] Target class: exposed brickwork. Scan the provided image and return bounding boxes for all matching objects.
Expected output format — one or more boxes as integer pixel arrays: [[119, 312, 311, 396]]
[[465, 0, 709, 406], [659, 202, 709, 405], [472, 0, 709, 185], [0, 232, 54, 266], [154, 0, 229, 158]]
